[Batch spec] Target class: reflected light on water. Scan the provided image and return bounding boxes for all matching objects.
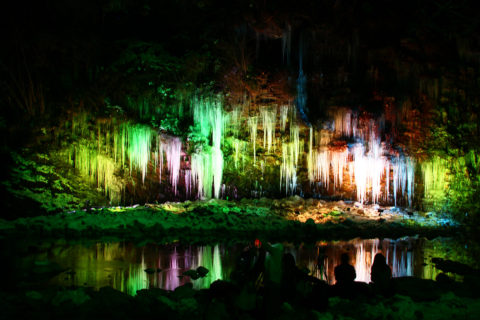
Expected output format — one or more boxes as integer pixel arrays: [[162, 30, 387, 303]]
[[40, 238, 461, 294]]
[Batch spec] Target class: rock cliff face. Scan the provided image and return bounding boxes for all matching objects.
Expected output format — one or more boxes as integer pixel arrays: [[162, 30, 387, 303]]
[[1, 0, 479, 222]]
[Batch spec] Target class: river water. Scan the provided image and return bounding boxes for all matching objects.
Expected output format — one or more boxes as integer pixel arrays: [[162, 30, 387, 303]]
[[7, 237, 471, 295]]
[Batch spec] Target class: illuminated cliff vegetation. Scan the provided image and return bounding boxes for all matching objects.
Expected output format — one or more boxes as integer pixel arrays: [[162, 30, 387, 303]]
[[1, 0, 479, 226]]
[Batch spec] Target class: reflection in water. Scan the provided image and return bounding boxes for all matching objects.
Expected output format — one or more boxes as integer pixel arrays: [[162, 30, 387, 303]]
[[296, 239, 416, 284], [38, 237, 464, 294]]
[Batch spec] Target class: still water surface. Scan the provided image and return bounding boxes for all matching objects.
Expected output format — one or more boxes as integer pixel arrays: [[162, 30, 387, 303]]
[[28, 237, 467, 295]]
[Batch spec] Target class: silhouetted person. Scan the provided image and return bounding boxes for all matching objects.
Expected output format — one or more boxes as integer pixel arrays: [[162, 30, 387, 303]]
[[282, 253, 323, 302], [371, 253, 392, 296], [335, 253, 356, 285], [334, 253, 356, 297], [281, 253, 328, 311]]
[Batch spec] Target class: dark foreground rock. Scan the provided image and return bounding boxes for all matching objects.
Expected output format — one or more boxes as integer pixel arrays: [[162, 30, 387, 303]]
[[2, 276, 480, 320]]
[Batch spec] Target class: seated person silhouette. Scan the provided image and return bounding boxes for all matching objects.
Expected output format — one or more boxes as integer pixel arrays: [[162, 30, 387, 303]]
[[334, 253, 356, 297], [370, 253, 392, 296]]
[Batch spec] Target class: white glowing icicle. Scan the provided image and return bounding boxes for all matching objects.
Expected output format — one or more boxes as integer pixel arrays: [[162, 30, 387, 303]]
[[391, 155, 415, 207], [280, 105, 290, 132], [159, 136, 182, 195], [406, 157, 415, 207], [331, 148, 349, 189], [350, 138, 386, 204], [308, 126, 314, 183], [352, 143, 368, 203], [385, 161, 390, 202], [314, 149, 330, 188], [261, 108, 276, 153], [185, 169, 192, 198]]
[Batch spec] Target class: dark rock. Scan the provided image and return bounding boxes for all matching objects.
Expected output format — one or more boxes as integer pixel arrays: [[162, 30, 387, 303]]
[[172, 283, 195, 300], [196, 266, 209, 277], [431, 258, 477, 275], [183, 269, 199, 280], [144, 268, 156, 274]]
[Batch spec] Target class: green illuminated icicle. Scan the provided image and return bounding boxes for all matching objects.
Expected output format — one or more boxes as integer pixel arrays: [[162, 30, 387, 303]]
[[261, 108, 276, 153], [290, 124, 301, 166], [73, 143, 122, 202], [280, 123, 303, 195], [249, 116, 258, 165], [232, 139, 247, 169], [281, 141, 298, 195], [229, 106, 242, 137], [126, 124, 154, 183], [191, 96, 226, 198], [422, 156, 448, 206]]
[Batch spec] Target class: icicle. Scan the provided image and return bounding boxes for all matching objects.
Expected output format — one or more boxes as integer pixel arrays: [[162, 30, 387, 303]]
[[212, 147, 224, 198], [308, 127, 314, 183], [314, 149, 330, 188], [191, 152, 212, 199], [385, 161, 390, 202], [334, 108, 353, 137], [191, 147, 223, 199], [352, 143, 368, 203], [406, 157, 415, 207], [191, 96, 226, 199], [350, 138, 386, 204], [248, 117, 258, 164], [280, 142, 298, 195], [422, 156, 447, 205], [229, 107, 242, 138], [282, 24, 292, 64], [296, 37, 309, 123], [391, 155, 415, 206], [185, 169, 192, 198], [261, 108, 276, 153], [233, 139, 246, 169], [290, 124, 301, 166], [331, 148, 349, 189], [280, 105, 289, 132], [126, 124, 154, 183], [158, 138, 164, 181], [159, 136, 182, 195]]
